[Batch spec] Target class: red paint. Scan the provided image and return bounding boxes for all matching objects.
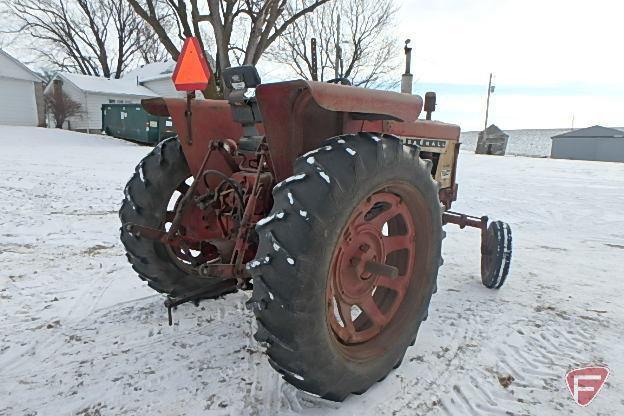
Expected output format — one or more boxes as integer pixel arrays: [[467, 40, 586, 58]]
[[328, 191, 416, 344], [140, 77, 464, 284]]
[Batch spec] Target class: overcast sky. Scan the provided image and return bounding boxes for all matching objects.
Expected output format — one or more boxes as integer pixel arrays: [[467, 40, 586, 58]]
[[395, 0, 624, 130], [3, 0, 621, 131]]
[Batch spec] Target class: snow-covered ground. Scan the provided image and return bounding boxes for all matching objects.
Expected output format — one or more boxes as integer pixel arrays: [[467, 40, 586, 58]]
[[460, 127, 624, 158], [1, 126, 623, 415]]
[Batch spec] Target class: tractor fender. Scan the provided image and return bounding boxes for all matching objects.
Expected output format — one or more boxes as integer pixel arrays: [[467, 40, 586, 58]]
[[142, 97, 244, 175]]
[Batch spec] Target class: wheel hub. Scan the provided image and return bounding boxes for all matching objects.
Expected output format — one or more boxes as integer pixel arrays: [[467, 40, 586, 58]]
[[328, 191, 417, 345], [335, 225, 384, 302]]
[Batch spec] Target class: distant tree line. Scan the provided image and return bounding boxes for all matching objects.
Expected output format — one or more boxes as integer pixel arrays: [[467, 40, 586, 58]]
[[3, 0, 168, 78], [269, 0, 398, 88], [3, 0, 400, 90]]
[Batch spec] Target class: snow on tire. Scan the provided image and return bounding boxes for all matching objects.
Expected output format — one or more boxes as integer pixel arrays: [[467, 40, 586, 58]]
[[247, 132, 443, 401], [118, 137, 237, 299], [481, 220, 513, 289]]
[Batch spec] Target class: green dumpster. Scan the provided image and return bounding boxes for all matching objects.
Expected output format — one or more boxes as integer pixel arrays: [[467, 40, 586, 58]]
[[101, 104, 177, 145]]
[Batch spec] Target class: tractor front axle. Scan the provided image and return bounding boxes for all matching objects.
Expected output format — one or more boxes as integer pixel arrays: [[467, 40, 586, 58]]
[[442, 211, 488, 254]]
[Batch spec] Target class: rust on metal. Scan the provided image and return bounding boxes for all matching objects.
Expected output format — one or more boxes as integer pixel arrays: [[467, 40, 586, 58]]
[[125, 223, 170, 242], [328, 191, 416, 345], [142, 97, 170, 116], [303, 81, 423, 121], [254, 80, 458, 181], [150, 80, 459, 183], [149, 99, 244, 174], [165, 141, 218, 239], [383, 120, 460, 141], [442, 211, 490, 255], [228, 148, 269, 285], [137, 77, 471, 300]]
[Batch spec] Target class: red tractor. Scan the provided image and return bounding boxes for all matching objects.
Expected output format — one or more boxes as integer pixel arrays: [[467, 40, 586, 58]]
[[119, 38, 512, 401]]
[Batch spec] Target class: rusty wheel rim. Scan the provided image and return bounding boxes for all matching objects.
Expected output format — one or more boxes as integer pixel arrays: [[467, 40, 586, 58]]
[[327, 189, 417, 346], [162, 177, 219, 273]]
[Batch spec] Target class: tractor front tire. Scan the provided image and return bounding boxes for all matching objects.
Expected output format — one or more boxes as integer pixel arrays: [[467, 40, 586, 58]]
[[119, 137, 237, 299], [481, 221, 512, 289], [248, 133, 443, 401]]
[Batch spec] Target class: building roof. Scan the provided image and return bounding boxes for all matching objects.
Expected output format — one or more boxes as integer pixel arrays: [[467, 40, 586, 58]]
[[122, 61, 176, 83], [122, 53, 216, 84], [0, 49, 43, 82], [45, 72, 158, 97], [481, 124, 509, 138], [552, 125, 624, 139]]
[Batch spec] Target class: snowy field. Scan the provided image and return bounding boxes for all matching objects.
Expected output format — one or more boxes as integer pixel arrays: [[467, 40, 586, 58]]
[[459, 128, 566, 158], [1, 126, 623, 415], [460, 127, 624, 158]]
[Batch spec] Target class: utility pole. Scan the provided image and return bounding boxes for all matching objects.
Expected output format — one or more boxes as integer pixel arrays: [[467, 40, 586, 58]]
[[335, 14, 341, 79], [311, 38, 318, 81], [484, 73, 493, 133]]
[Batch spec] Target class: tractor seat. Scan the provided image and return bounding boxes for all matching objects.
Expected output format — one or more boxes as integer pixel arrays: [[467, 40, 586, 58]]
[[222, 65, 263, 128]]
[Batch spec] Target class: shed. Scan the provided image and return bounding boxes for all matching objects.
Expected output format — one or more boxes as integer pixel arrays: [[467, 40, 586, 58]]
[[551, 126, 624, 162], [0, 49, 45, 126], [476, 124, 509, 155]]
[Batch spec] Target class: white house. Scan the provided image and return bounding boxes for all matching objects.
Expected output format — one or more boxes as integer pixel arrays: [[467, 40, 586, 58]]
[[123, 61, 185, 99], [45, 59, 214, 132], [44, 61, 184, 132], [0, 49, 45, 126], [44, 72, 158, 132]]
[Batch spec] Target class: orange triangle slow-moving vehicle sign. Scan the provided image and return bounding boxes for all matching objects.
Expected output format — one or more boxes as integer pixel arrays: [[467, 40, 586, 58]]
[[172, 37, 212, 91]]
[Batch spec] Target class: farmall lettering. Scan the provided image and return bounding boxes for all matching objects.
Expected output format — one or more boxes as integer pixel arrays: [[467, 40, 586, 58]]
[[400, 136, 456, 189], [403, 137, 447, 151]]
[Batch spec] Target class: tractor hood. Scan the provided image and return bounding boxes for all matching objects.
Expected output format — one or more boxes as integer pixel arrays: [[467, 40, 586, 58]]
[[256, 80, 423, 122]]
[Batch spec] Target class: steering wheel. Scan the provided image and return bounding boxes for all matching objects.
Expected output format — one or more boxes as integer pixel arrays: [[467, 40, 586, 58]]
[[326, 77, 352, 86]]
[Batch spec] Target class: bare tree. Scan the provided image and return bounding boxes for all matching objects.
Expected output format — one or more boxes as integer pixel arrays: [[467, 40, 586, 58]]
[[268, 0, 399, 88], [45, 86, 83, 128], [137, 21, 171, 64], [37, 69, 57, 85], [4, 0, 161, 78], [127, 0, 331, 94]]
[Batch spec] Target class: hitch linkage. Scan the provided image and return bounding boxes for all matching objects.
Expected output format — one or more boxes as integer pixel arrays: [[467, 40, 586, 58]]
[[164, 296, 198, 326], [164, 279, 236, 326]]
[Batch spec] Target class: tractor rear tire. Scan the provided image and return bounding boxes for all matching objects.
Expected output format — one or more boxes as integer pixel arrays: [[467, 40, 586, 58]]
[[119, 137, 237, 299], [248, 133, 443, 401]]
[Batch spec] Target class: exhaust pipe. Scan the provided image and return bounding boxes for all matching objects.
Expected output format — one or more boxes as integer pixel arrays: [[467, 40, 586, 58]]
[[401, 39, 413, 94]]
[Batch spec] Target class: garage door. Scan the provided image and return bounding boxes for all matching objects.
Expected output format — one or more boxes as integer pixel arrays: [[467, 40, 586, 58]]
[[0, 78, 38, 126]]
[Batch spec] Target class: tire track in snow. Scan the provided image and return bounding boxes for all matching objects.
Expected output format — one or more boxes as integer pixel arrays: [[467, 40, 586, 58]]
[[372, 292, 488, 415], [374, 279, 608, 416], [442, 305, 602, 415], [243, 299, 286, 415]]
